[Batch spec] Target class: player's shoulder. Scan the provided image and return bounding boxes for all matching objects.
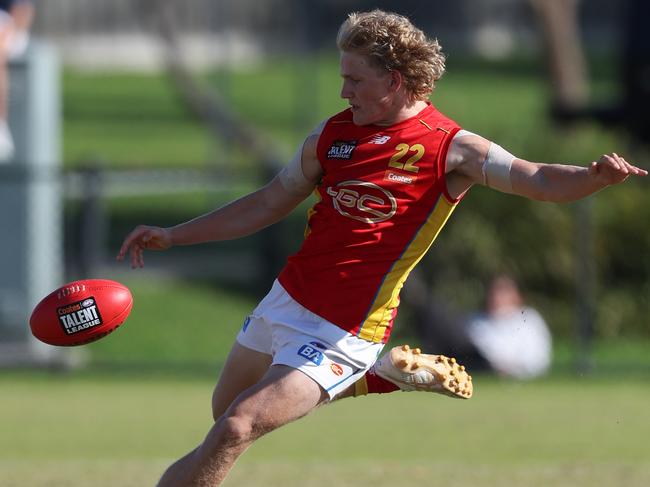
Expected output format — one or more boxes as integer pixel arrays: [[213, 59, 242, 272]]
[[327, 108, 354, 125], [303, 118, 327, 149], [446, 130, 491, 173], [421, 104, 461, 132], [310, 110, 353, 148], [452, 130, 491, 148]]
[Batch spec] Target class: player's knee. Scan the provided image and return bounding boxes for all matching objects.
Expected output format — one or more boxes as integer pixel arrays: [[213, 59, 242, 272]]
[[212, 391, 243, 422], [217, 414, 256, 447]]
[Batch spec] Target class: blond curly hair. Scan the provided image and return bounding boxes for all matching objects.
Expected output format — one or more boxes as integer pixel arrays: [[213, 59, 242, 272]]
[[336, 10, 446, 103]]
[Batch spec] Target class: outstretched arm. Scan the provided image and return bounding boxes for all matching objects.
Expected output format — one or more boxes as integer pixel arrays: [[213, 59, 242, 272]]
[[447, 133, 647, 202], [510, 153, 646, 202], [117, 134, 322, 268]]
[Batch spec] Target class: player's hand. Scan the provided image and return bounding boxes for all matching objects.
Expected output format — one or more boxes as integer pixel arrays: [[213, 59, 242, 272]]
[[588, 153, 647, 185], [116, 225, 173, 268]]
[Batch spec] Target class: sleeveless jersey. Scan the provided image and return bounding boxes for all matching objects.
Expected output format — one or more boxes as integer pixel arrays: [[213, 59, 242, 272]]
[[278, 104, 462, 343]]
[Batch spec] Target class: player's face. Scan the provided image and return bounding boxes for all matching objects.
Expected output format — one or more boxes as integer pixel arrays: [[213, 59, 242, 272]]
[[339, 51, 395, 126]]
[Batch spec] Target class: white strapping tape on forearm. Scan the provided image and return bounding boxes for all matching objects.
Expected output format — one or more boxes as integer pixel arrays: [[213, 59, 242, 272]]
[[482, 142, 515, 193], [278, 144, 314, 195]]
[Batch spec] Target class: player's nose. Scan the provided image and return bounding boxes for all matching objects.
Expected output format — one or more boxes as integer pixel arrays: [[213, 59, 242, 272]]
[[340, 81, 353, 100]]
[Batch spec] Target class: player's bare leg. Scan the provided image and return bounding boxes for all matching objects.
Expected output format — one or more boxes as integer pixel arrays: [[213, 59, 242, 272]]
[[211, 342, 273, 419], [337, 344, 473, 400], [157, 343, 470, 486], [159, 364, 326, 487], [157, 343, 272, 486]]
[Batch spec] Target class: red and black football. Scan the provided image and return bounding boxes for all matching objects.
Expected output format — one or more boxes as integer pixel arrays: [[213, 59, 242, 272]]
[[29, 279, 133, 346]]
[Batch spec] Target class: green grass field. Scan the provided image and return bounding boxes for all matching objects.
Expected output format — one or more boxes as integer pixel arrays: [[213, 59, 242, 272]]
[[1, 280, 648, 487], [2, 373, 649, 487], [2, 278, 649, 486]]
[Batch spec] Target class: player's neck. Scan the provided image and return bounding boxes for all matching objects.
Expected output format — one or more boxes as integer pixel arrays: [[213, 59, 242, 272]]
[[376, 100, 429, 126]]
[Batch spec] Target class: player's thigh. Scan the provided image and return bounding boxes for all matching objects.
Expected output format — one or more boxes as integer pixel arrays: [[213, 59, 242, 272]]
[[195, 365, 326, 469], [224, 364, 327, 435], [212, 342, 272, 420]]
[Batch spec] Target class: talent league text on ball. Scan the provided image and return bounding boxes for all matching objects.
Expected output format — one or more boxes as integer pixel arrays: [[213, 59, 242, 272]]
[[57, 297, 103, 335]]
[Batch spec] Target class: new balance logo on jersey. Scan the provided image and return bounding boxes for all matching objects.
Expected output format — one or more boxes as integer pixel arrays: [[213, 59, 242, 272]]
[[327, 140, 357, 160], [298, 344, 324, 365], [369, 135, 391, 145]]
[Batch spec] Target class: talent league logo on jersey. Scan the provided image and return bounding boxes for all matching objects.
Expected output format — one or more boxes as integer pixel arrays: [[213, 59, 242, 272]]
[[369, 134, 391, 145], [327, 140, 357, 160], [57, 297, 103, 335], [326, 180, 397, 224]]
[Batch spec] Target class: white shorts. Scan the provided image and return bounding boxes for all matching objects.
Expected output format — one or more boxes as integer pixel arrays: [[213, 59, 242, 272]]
[[237, 280, 384, 399]]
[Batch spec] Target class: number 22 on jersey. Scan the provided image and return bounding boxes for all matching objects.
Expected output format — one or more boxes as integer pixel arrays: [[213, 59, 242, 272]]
[[388, 143, 425, 173]]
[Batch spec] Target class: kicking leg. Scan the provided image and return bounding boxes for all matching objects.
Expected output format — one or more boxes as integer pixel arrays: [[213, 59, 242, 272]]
[[337, 344, 473, 400]]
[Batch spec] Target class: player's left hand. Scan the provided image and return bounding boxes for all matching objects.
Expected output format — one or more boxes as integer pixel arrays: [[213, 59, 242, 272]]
[[588, 153, 647, 185]]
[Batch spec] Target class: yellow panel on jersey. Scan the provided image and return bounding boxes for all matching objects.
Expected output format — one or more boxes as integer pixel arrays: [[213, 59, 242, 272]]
[[358, 196, 459, 342]]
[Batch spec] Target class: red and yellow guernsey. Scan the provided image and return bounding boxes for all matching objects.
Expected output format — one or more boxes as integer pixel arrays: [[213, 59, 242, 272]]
[[278, 103, 463, 343]]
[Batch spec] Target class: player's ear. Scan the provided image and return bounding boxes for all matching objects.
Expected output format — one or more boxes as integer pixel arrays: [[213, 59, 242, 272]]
[[388, 70, 402, 92]]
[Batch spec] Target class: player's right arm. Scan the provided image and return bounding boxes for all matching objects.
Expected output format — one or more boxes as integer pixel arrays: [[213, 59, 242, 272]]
[[117, 134, 322, 268]]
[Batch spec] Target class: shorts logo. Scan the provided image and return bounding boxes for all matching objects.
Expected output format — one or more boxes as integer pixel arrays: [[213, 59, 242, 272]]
[[327, 140, 357, 160], [242, 316, 251, 332], [330, 363, 344, 376], [298, 344, 324, 365], [57, 297, 103, 335], [326, 180, 397, 223]]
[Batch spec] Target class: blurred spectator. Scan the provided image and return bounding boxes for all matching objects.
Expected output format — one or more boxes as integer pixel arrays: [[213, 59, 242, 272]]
[[0, 0, 34, 161], [465, 275, 552, 379], [403, 271, 552, 379]]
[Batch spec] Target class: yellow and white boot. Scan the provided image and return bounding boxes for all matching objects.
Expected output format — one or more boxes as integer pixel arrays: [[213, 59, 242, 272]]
[[374, 345, 473, 399]]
